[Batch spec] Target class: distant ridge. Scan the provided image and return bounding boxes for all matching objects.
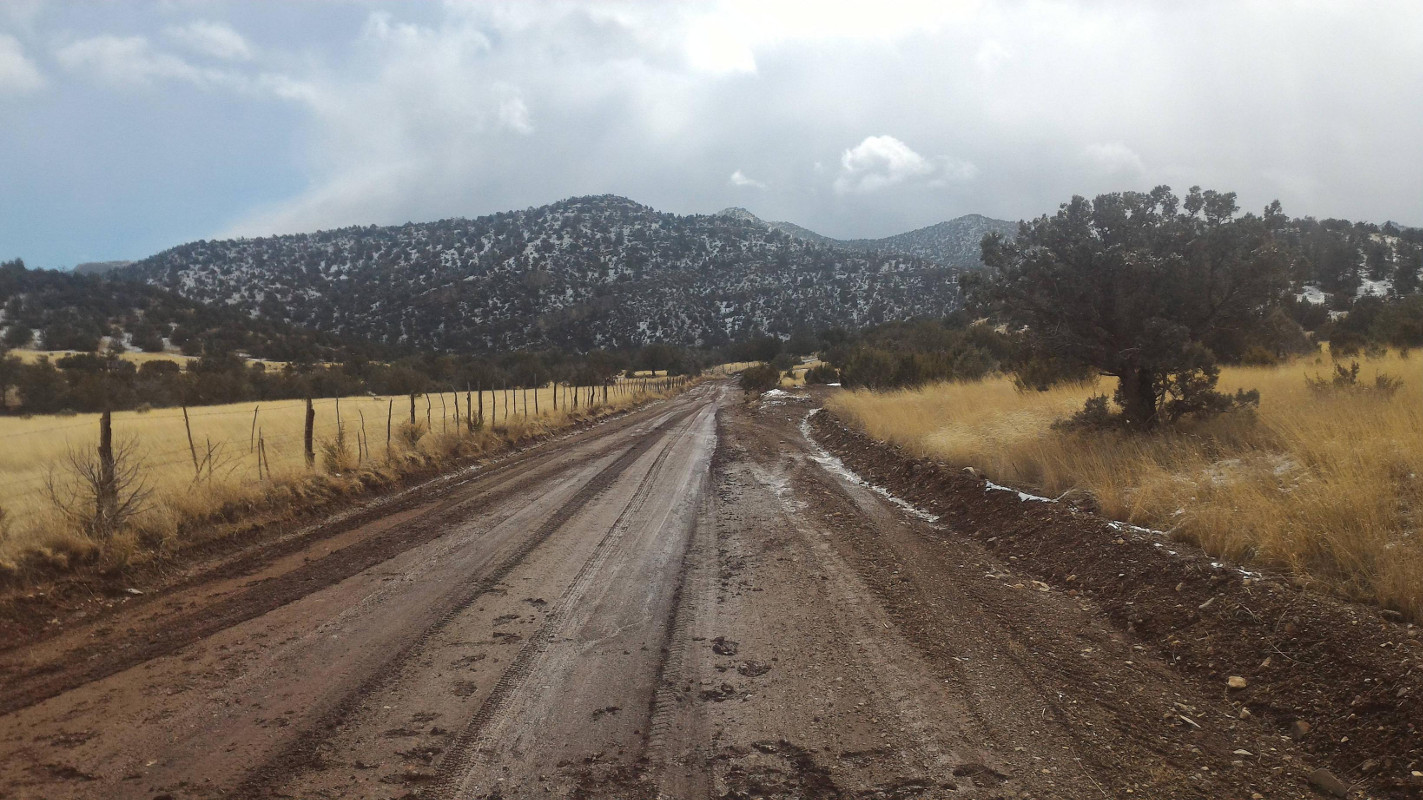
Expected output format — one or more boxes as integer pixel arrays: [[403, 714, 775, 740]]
[[714, 207, 1018, 269], [73, 260, 133, 276]]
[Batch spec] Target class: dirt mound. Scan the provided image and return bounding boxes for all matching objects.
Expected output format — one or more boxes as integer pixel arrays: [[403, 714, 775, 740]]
[[810, 410, 1423, 796]]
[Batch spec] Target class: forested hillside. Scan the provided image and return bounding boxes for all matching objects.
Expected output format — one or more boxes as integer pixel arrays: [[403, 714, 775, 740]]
[[0, 259, 366, 362], [122, 196, 961, 352]]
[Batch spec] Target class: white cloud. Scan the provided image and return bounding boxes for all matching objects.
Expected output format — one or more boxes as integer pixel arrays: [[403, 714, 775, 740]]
[[685, 15, 757, 74], [974, 39, 1011, 75], [729, 169, 766, 189], [164, 21, 254, 61], [0, 34, 44, 95], [497, 94, 533, 134], [56, 35, 210, 87], [53, 33, 315, 103], [834, 135, 973, 194], [1083, 142, 1146, 175]]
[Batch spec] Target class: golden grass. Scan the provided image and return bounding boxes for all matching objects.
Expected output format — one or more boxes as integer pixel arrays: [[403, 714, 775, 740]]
[[828, 351, 1423, 618], [10, 348, 291, 370], [0, 380, 682, 577]]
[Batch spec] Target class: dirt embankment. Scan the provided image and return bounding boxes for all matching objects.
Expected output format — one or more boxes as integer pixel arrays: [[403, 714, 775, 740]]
[[810, 409, 1423, 796]]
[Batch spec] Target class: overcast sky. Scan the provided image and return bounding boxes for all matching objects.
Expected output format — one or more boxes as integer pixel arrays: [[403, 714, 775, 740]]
[[2, 0, 1420, 268]]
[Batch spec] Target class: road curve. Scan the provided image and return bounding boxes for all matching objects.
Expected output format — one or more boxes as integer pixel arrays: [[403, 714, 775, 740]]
[[0, 382, 1325, 799]]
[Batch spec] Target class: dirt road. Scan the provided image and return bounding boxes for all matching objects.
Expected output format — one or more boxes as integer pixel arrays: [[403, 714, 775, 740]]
[[0, 383, 1363, 798]]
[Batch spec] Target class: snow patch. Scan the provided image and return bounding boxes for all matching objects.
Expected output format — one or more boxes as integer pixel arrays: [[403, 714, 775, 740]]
[[985, 480, 1053, 503], [800, 410, 939, 523], [1296, 284, 1327, 305], [1357, 276, 1392, 299]]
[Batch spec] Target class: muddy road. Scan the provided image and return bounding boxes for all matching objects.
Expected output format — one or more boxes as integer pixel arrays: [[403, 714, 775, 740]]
[[0, 383, 1362, 798]]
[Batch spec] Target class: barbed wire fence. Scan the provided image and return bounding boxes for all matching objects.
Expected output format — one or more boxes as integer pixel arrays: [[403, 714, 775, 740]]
[[0, 375, 692, 539]]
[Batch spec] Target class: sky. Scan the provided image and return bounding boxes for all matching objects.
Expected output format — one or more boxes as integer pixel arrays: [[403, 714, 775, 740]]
[[1, 0, 1420, 269]]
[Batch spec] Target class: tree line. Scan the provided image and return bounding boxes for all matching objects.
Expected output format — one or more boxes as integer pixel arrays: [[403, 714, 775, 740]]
[[0, 344, 712, 416]]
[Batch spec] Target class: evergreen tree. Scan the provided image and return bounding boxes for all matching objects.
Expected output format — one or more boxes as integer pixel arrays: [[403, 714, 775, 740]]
[[969, 186, 1287, 428]]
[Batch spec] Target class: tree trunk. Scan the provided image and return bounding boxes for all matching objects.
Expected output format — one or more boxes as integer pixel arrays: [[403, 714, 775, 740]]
[[1118, 367, 1159, 428]]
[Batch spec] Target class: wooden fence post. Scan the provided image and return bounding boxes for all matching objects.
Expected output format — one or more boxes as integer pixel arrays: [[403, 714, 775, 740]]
[[181, 405, 200, 478], [386, 398, 394, 460], [96, 409, 116, 535], [358, 409, 367, 463], [250, 405, 259, 453], [304, 398, 315, 468]]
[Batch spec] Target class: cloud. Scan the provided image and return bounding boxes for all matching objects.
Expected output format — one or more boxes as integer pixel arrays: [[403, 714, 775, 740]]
[[56, 35, 212, 87], [14, 0, 1423, 266], [729, 169, 766, 189], [0, 34, 44, 95], [1083, 142, 1146, 175], [164, 21, 254, 61], [497, 94, 533, 134], [834, 135, 974, 194], [52, 32, 313, 102], [974, 39, 1011, 75]]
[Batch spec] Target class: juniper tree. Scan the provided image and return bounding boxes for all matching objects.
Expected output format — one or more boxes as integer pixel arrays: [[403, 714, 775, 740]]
[[967, 186, 1288, 428]]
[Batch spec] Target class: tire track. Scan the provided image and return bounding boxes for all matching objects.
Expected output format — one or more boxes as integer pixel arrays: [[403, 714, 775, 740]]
[[231, 409, 693, 799], [424, 414, 689, 798], [645, 409, 723, 799]]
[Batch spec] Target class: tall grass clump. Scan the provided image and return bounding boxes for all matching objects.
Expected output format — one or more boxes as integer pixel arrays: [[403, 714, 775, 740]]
[[828, 351, 1423, 619]]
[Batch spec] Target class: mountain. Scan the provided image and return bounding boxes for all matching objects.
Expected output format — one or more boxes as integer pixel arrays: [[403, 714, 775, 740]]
[[842, 214, 1020, 269], [73, 260, 133, 276], [122, 196, 964, 353], [715, 208, 1017, 269], [0, 258, 371, 362]]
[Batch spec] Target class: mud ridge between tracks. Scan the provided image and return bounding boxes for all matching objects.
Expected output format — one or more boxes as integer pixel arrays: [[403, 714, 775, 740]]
[[806, 408, 1423, 797], [231, 408, 697, 799], [0, 408, 664, 717], [426, 403, 709, 798], [641, 406, 720, 796]]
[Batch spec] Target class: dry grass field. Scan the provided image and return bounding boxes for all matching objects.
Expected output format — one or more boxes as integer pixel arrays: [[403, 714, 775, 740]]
[[0, 380, 682, 577], [829, 351, 1423, 619], [9, 348, 290, 369]]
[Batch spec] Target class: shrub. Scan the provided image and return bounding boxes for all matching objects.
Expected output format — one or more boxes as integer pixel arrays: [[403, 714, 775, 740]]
[[739, 364, 781, 395], [320, 426, 356, 473], [1305, 361, 1402, 398], [804, 364, 840, 385], [1237, 345, 1280, 366], [45, 439, 151, 542]]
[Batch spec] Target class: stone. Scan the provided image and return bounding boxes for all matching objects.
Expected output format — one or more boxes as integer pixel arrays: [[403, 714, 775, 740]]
[[1228, 676, 1248, 689], [1306, 767, 1349, 797]]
